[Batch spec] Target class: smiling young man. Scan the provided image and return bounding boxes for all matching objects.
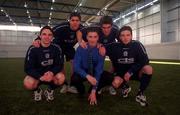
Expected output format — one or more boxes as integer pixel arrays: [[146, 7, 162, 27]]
[[24, 26, 65, 102], [105, 26, 153, 106], [32, 12, 83, 93], [71, 27, 114, 105], [76, 16, 119, 95]]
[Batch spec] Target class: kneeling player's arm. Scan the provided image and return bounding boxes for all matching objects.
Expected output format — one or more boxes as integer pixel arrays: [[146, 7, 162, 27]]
[[24, 48, 41, 79], [93, 55, 104, 90], [128, 44, 149, 75], [50, 48, 64, 75], [73, 48, 88, 78]]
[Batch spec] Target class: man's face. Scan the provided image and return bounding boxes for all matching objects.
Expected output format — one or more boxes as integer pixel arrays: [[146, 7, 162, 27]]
[[40, 29, 53, 45], [69, 16, 80, 31], [119, 30, 132, 45], [101, 24, 112, 36], [87, 32, 99, 47]]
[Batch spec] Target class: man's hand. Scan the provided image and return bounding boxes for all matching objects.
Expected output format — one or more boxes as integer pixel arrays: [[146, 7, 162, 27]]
[[40, 71, 54, 82], [79, 40, 87, 49], [124, 72, 131, 82], [86, 75, 97, 86], [88, 90, 97, 105], [112, 76, 123, 88], [32, 40, 41, 48], [99, 46, 106, 56]]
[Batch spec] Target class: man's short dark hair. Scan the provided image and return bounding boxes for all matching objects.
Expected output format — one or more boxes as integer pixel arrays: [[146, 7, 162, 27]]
[[69, 12, 81, 20], [119, 26, 132, 36], [40, 26, 54, 36], [100, 16, 113, 26], [86, 27, 100, 36]]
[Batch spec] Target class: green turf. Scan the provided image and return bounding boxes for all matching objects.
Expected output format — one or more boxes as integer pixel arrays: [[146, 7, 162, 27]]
[[0, 58, 180, 115]]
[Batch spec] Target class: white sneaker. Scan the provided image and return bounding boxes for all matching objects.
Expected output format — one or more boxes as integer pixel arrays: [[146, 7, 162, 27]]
[[60, 84, 68, 93], [136, 94, 148, 106], [44, 89, 54, 102], [122, 87, 131, 98], [34, 88, 42, 101], [109, 86, 117, 95], [97, 86, 109, 95], [68, 86, 78, 94]]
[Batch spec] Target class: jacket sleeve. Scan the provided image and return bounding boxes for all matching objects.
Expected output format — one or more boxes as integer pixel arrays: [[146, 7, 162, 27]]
[[93, 54, 104, 90], [73, 47, 88, 78], [24, 46, 41, 79], [79, 27, 88, 42], [52, 25, 63, 46], [49, 46, 64, 75], [128, 42, 149, 75], [105, 43, 113, 57]]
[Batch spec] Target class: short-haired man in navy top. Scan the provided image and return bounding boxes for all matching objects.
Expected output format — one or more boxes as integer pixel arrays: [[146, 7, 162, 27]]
[[24, 26, 65, 102], [105, 26, 153, 106]]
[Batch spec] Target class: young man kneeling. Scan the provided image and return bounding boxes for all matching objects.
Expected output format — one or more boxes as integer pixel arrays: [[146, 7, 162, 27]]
[[24, 26, 65, 102]]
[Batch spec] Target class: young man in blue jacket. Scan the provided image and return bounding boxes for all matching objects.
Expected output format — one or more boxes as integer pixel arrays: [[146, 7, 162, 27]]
[[76, 16, 119, 95], [71, 27, 114, 105], [24, 26, 65, 102]]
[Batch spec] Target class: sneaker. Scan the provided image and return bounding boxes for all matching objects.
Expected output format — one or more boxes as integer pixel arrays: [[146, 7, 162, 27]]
[[109, 86, 117, 95], [68, 86, 78, 94], [60, 84, 68, 93], [97, 89, 102, 95], [33, 88, 42, 102], [97, 86, 109, 95], [121, 87, 131, 98], [44, 89, 54, 102], [136, 94, 148, 106]]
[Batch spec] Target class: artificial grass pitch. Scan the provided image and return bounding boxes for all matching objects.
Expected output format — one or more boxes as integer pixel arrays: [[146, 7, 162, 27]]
[[0, 58, 180, 115]]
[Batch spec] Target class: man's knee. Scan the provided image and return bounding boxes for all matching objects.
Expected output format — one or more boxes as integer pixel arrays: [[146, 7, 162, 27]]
[[23, 76, 39, 90], [54, 72, 65, 85], [142, 65, 153, 75], [112, 77, 123, 88]]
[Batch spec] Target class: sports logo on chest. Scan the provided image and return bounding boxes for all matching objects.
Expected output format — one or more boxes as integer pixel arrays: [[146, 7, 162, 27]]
[[45, 53, 50, 59], [41, 59, 54, 66], [70, 34, 75, 39], [123, 51, 128, 57], [70, 32, 75, 39], [103, 39, 108, 44]]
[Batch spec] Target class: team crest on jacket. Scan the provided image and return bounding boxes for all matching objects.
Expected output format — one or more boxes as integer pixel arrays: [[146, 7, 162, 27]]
[[123, 51, 128, 57], [45, 53, 50, 58], [103, 39, 108, 44]]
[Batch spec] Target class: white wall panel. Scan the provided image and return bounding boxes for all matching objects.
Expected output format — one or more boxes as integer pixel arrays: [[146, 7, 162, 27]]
[[168, 9, 178, 21], [153, 13, 160, 23], [145, 16, 153, 26]]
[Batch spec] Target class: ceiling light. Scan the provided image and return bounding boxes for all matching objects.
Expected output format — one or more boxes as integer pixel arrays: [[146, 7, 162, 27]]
[[1, 8, 3, 12], [24, 3, 27, 8]]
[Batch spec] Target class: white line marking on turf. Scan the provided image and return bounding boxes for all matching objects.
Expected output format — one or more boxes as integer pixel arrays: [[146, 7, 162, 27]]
[[150, 61, 180, 65], [105, 58, 180, 65]]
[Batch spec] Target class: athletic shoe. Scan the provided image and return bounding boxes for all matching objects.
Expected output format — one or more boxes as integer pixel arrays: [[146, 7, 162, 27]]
[[68, 86, 78, 94], [44, 89, 54, 102], [121, 87, 131, 98], [33, 88, 42, 102], [109, 86, 117, 95], [97, 86, 109, 95], [60, 84, 68, 93], [136, 93, 148, 106]]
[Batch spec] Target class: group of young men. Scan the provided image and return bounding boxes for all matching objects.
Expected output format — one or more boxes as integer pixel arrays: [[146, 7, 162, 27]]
[[24, 12, 153, 107]]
